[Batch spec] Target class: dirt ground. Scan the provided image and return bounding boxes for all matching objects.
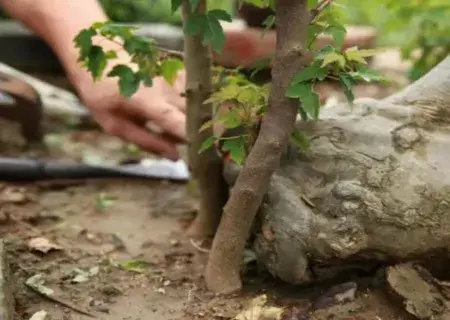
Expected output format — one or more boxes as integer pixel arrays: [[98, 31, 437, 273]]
[[0, 57, 420, 320]]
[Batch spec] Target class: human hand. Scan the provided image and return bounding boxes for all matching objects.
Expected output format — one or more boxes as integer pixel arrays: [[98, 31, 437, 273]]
[[76, 69, 186, 160]]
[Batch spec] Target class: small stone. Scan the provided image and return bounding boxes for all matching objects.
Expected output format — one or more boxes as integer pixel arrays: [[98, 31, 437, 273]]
[[313, 282, 357, 310], [101, 284, 122, 296], [29, 310, 48, 320], [95, 305, 109, 314], [155, 287, 166, 294], [0, 188, 27, 203], [386, 262, 450, 319], [28, 237, 62, 254], [170, 239, 180, 247]]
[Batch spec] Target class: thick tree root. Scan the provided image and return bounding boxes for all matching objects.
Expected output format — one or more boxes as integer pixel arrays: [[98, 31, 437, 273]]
[[222, 57, 450, 285]]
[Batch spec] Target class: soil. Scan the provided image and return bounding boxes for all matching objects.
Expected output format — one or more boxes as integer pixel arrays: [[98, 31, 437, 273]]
[[0, 63, 419, 320]]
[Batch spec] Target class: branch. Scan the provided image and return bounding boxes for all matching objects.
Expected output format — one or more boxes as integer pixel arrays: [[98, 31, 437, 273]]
[[310, 0, 334, 23], [181, 0, 228, 237], [155, 45, 184, 59]]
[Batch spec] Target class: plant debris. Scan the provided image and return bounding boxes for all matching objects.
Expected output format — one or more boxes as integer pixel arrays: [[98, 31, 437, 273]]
[[234, 294, 284, 320], [71, 266, 100, 283], [25, 273, 97, 318], [27, 237, 63, 254], [28, 310, 48, 320]]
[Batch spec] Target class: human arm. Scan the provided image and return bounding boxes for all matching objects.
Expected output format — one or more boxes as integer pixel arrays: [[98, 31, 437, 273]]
[[0, 0, 186, 159]]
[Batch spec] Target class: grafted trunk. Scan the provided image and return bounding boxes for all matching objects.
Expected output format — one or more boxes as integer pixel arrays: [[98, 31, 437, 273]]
[[224, 56, 450, 284], [205, 0, 311, 294]]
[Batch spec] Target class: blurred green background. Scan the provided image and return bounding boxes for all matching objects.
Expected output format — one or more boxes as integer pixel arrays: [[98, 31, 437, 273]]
[[0, 0, 448, 79]]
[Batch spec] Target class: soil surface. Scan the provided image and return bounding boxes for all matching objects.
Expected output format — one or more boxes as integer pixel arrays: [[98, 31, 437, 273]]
[[1, 60, 419, 320]]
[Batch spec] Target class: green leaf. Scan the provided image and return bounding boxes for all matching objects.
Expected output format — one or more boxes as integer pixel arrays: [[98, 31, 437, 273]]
[[185, 13, 227, 52], [159, 58, 184, 85], [262, 14, 275, 34], [171, 0, 182, 12], [199, 136, 216, 153], [249, 56, 273, 78], [286, 83, 320, 120], [105, 50, 118, 59], [308, 0, 319, 10], [141, 74, 153, 87], [108, 64, 140, 97], [208, 9, 233, 22], [350, 66, 389, 84], [315, 44, 335, 58], [345, 47, 383, 64], [123, 37, 153, 55], [292, 64, 327, 84], [74, 28, 96, 58], [319, 51, 346, 68], [291, 129, 310, 151], [307, 24, 325, 47], [325, 24, 347, 49], [118, 260, 149, 273], [94, 193, 117, 213], [222, 137, 246, 165], [339, 74, 355, 104], [88, 46, 108, 80], [199, 119, 214, 133], [219, 109, 242, 129], [204, 82, 240, 104], [185, 14, 204, 35]]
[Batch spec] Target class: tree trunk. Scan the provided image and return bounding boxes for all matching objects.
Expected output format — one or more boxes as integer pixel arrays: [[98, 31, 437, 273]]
[[205, 0, 311, 294], [223, 56, 450, 284], [182, 0, 228, 237]]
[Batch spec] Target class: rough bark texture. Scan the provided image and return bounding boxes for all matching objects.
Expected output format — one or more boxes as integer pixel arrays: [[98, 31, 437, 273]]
[[205, 0, 311, 294], [221, 56, 450, 285], [182, 0, 228, 237]]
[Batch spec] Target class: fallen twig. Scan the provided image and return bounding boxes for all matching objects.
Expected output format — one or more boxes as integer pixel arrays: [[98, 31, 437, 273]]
[[189, 238, 210, 253], [25, 275, 97, 318]]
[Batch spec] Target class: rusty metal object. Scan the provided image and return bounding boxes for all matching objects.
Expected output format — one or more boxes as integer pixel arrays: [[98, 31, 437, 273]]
[[0, 72, 43, 142]]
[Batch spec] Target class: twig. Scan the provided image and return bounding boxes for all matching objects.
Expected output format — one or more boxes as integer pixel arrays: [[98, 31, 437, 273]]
[[310, 0, 334, 23], [155, 46, 184, 59], [189, 238, 210, 253], [25, 283, 97, 318]]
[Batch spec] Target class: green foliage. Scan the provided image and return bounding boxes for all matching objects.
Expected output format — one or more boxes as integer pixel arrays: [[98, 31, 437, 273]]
[[185, 9, 233, 52], [286, 4, 387, 123], [198, 67, 270, 164], [74, 21, 183, 97], [74, 0, 387, 166], [338, 0, 450, 80], [99, 0, 233, 25]]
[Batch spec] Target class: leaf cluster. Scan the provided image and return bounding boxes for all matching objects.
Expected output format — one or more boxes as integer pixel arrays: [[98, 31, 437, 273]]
[[198, 67, 270, 164], [73, 0, 389, 166], [74, 21, 184, 97]]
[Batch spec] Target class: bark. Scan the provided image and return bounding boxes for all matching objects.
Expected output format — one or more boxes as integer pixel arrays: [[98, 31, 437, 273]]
[[205, 0, 311, 294], [181, 0, 228, 237], [220, 56, 450, 285]]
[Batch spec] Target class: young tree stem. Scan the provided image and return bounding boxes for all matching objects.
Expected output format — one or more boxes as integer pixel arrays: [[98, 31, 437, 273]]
[[182, 0, 228, 237], [205, 0, 311, 294]]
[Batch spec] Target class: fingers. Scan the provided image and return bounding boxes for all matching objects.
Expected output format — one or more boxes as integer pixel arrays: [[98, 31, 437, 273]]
[[167, 93, 186, 112], [96, 112, 180, 160], [173, 71, 186, 96], [130, 97, 187, 143]]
